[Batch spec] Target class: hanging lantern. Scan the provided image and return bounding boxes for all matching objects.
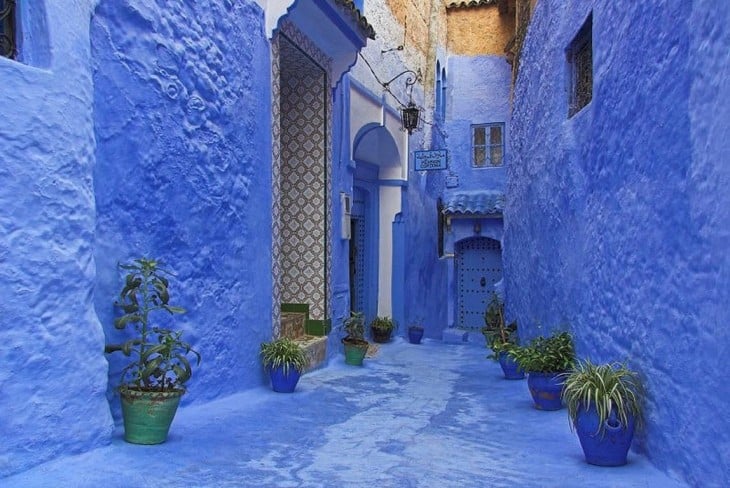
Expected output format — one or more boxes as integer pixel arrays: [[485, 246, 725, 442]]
[[401, 102, 420, 135]]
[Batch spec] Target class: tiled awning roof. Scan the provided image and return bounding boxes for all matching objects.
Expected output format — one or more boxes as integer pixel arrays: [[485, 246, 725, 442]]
[[446, 0, 499, 10], [334, 0, 376, 39], [442, 191, 504, 215]]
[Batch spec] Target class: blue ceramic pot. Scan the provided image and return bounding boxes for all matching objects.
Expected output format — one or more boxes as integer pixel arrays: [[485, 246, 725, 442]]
[[498, 352, 525, 380], [575, 406, 636, 466], [527, 372, 565, 410], [408, 327, 424, 344], [269, 364, 301, 393]]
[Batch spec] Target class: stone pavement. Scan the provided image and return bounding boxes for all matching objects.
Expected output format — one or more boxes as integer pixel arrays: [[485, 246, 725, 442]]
[[2, 339, 687, 487]]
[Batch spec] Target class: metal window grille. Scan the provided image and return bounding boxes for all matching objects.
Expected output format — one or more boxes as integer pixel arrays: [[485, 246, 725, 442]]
[[472, 123, 504, 167], [569, 15, 593, 117], [0, 0, 15, 59]]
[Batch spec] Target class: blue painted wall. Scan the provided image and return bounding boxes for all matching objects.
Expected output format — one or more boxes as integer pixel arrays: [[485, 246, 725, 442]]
[[444, 55, 510, 191], [91, 0, 273, 420], [402, 126, 449, 339], [0, 0, 114, 477], [440, 55, 511, 331], [505, 1, 730, 485]]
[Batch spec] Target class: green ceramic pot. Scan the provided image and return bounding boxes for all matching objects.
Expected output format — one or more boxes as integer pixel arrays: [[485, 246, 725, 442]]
[[343, 339, 368, 366], [120, 387, 184, 444]]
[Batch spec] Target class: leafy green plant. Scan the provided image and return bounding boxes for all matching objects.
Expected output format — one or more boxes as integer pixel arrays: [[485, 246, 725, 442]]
[[106, 258, 201, 392], [481, 292, 518, 360], [260, 338, 307, 375], [562, 360, 645, 435], [341, 311, 366, 342], [508, 331, 575, 373], [370, 316, 396, 332]]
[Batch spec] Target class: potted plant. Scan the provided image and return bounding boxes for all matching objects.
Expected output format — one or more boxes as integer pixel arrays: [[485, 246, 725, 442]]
[[481, 293, 523, 379], [105, 258, 201, 445], [260, 337, 307, 393], [370, 316, 396, 343], [341, 311, 369, 366], [407, 323, 425, 344], [509, 331, 574, 410], [562, 360, 645, 466]]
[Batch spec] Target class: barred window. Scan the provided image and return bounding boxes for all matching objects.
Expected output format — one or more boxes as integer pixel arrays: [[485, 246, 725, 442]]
[[472, 123, 504, 168], [568, 13, 592, 117], [0, 0, 15, 59]]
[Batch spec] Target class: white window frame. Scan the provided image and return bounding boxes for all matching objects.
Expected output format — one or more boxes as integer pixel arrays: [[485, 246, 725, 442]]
[[471, 122, 505, 168]]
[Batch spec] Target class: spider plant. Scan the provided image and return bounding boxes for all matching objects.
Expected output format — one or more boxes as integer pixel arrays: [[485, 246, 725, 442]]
[[562, 360, 645, 435], [260, 337, 307, 375]]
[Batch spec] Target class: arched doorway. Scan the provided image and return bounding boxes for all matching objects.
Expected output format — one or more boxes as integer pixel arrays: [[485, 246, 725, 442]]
[[351, 121, 403, 322]]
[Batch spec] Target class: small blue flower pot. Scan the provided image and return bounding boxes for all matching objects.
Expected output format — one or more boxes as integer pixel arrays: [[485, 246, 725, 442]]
[[408, 327, 424, 344], [527, 372, 565, 410], [498, 352, 525, 380], [575, 406, 636, 466], [269, 365, 301, 393]]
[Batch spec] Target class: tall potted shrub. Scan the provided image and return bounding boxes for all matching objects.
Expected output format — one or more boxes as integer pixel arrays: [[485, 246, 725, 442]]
[[341, 311, 369, 366], [481, 293, 523, 379], [562, 360, 645, 466], [509, 331, 574, 410], [105, 258, 201, 444], [260, 338, 307, 393]]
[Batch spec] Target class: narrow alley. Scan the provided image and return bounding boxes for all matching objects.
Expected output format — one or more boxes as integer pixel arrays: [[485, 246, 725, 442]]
[[3, 340, 686, 488]]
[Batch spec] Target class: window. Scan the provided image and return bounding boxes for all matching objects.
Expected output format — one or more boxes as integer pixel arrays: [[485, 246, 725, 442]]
[[568, 13, 592, 117], [0, 0, 16, 59], [472, 123, 505, 167], [437, 198, 444, 258], [435, 61, 442, 121], [440, 67, 447, 121]]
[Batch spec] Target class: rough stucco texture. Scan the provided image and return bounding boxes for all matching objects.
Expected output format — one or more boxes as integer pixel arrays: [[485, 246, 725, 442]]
[[91, 0, 273, 420], [447, 5, 515, 56], [0, 0, 115, 477], [445, 55, 510, 189], [505, 1, 729, 485], [386, 0, 434, 55]]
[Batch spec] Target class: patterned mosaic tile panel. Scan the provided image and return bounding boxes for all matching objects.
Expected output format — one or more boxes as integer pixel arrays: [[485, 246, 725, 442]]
[[279, 35, 327, 321]]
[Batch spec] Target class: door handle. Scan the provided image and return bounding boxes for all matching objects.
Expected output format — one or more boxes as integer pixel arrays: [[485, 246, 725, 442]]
[[480, 277, 486, 287]]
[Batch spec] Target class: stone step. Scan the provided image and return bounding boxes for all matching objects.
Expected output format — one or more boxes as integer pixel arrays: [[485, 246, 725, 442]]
[[442, 328, 469, 344], [292, 335, 327, 373], [280, 311, 306, 339]]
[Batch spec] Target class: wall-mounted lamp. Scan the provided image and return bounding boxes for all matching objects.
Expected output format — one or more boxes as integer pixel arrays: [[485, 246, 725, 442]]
[[382, 67, 422, 135], [401, 102, 420, 134], [473, 221, 482, 234], [358, 52, 423, 135]]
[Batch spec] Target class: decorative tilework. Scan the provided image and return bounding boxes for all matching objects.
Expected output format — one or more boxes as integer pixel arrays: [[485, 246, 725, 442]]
[[271, 35, 282, 338], [271, 24, 334, 332], [280, 21, 333, 76], [280, 36, 327, 321]]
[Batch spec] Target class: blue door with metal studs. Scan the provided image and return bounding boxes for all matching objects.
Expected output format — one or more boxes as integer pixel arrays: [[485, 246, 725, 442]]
[[349, 185, 377, 323], [350, 215, 366, 314], [456, 237, 503, 330]]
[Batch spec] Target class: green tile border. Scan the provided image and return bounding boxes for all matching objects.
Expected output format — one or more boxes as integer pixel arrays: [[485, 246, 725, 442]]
[[281, 303, 309, 322], [306, 319, 331, 337]]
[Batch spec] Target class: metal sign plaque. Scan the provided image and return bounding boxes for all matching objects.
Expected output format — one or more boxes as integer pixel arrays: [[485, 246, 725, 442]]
[[414, 149, 448, 171]]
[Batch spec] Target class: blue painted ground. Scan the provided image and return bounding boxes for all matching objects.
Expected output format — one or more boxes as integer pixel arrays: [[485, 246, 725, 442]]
[[3, 339, 686, 487]]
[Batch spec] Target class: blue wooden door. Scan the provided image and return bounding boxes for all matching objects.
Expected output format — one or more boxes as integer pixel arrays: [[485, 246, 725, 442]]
[[456, 237, 503, 329], [349, 215, 366, 314]]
